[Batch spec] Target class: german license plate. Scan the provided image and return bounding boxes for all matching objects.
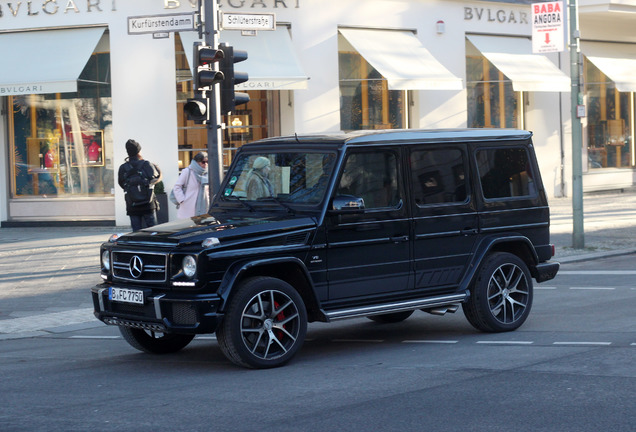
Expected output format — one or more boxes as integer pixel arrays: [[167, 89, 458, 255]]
[[109, 287, 144, 305]]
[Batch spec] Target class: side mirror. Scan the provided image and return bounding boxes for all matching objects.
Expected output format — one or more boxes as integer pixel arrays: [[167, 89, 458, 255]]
[[329, 195, 365, 213]]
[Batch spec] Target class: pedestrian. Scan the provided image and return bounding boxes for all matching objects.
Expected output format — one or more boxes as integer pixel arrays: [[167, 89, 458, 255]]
[[172, 151, 210, 218], [118, 139, 162, 231], [246, 156, 274, 200]]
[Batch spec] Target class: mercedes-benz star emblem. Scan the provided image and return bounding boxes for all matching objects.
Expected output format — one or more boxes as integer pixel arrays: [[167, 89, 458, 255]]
[[129, 255, 144, 279]]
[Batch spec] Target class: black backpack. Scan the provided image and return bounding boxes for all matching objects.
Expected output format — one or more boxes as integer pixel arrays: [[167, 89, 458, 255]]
[[123, 161, 154, 207]]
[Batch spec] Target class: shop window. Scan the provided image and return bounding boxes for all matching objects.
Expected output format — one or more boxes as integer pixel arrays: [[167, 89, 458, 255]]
[[584, 58, 634, 169], [466, 53, 522, 129], [9, 42, 112, 198], [175, 34, 269, 171], [338, 35, 406, 131]]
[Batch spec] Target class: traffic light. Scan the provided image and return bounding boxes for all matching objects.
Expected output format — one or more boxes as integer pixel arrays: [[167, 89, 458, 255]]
[[219, 44, 250, 115], [193, 43, 224, 91], [184, 43, 225, 124]]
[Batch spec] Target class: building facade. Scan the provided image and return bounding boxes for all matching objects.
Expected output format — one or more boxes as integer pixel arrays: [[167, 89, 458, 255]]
[[1, 0, 636, 226]]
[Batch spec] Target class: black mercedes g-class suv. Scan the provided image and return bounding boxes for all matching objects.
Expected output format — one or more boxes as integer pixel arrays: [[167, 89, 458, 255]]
[[92, 129, 559, 368]]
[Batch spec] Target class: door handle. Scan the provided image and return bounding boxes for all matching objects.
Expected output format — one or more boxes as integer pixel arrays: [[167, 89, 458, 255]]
[[461, 228, 478, 236], [390, 235, 409, 243]]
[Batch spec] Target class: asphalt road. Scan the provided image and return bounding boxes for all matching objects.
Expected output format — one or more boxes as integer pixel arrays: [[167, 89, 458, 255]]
[[0, 255, 634, 432]]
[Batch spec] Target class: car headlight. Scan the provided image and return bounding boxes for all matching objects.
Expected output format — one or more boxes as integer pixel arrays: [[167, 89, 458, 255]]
[[182, 255, 197, 278], [101, 250, 111, 271]]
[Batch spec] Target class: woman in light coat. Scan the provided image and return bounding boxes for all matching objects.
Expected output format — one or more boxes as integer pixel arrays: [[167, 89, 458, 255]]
[[173, 152, 210, 219]]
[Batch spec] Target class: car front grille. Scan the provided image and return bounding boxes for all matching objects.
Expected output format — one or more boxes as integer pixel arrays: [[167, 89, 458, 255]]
[[112, 250, 168, 283]]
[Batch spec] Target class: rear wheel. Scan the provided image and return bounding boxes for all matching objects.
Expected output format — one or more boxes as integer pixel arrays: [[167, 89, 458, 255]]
[[119, 327, 195, 354], [463, 252, 533, 332], [216, 277, 307, 368], [367, 310, 414, 324]]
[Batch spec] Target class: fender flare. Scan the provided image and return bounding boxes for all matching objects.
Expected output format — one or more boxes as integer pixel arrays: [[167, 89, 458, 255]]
[[216, 257, 323, 318], [459, 235, 539, 292]]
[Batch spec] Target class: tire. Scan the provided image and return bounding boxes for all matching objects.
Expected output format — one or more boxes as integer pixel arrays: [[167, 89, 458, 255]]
[[216, 276, 307, 369], [119, 327, 194, 354], [462, 252, 533, 333], [367, 310, 414, 324]]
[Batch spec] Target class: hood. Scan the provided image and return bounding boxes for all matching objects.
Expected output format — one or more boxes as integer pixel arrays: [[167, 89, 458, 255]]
[[113, 211, 317, 247]]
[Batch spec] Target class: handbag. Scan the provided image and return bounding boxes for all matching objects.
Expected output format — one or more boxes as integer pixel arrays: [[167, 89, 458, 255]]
[[169, 168, 191, 209]]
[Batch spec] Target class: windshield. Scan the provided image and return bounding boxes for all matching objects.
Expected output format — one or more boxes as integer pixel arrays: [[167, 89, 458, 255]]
[[220, 151, 337, 206]]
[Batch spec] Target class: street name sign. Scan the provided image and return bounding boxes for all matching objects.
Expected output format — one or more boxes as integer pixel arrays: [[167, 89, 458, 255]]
[[531, 1, 566, 53], [220, 12, 276, 31], [128, 12, 196, 35]]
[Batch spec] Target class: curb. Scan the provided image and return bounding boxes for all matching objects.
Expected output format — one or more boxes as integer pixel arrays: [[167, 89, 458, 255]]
[[556, 248, 636, 264]]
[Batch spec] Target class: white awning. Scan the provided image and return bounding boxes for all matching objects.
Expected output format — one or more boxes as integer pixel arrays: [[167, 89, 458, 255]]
[[180, 27, 308, 90], [581, 41, 636, 92], [338, 28, 462, 91], [467, 35, 570, 92], [0, 27, 106, 96]]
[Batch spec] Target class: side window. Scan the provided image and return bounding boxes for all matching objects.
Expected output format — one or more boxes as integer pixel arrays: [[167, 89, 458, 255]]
[[477, 147, 536, 199], [336, 151, 400, 209], [410, 148, 467, 205]]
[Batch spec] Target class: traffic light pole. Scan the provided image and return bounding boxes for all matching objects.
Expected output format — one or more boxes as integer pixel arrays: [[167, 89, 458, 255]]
[[569, 0, 585, 248], [203, 0, 224, 197]]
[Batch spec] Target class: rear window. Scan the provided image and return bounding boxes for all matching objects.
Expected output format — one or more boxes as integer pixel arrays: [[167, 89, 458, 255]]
[[476, 147, 536, 199]]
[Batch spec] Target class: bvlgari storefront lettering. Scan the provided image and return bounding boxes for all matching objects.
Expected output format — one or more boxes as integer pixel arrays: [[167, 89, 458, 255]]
[[0, 0, 299, 18], [165, 0, 300, 8], [0, 0, 116, 16], [464, 6, 528, 24], [1, 84, 43, 94]]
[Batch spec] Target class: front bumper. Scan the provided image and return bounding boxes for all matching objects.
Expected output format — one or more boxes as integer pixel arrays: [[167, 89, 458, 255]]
[[91, 284, 223, 334]]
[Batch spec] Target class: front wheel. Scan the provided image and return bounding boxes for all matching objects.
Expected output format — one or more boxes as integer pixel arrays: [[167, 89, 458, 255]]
[[119, 327, 195, 354], [216, 277, 307, 369], [463, 252, 533, 332]]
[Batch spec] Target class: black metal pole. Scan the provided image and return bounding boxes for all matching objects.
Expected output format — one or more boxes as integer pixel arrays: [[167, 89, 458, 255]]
[[203, 0, 223, 199]]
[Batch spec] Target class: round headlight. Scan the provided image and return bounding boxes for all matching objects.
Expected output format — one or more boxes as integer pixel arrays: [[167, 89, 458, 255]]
[[182, 255, 197, 278], [101, 250, 111, 271]]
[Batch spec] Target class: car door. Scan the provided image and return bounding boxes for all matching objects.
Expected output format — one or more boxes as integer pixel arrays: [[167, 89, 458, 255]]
[[325, 147, 412, 301], [409, 144, 479, 293]]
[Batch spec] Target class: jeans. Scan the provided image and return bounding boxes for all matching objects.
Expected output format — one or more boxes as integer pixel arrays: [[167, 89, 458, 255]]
[[129, 212, 157, 231]]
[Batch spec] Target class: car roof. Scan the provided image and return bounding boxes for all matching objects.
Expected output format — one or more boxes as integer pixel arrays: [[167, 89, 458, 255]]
[[245, 129, 533, 149]]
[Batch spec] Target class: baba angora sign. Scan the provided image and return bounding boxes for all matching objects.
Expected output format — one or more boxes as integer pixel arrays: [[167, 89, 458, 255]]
[[532, 1, 566, 53]]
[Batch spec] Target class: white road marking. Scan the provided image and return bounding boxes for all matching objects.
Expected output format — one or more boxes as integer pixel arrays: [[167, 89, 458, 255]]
[[70, 335, 120, 339], [569, 287, 616, 290], [477, 341, 534, 345], [553, 341, 612, 346], [333, 339, 384, 343], [403, 340, 458, 344]]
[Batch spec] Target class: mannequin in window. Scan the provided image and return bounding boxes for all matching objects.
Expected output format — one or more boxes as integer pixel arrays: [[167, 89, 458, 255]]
[[87, 140, 101, 163], [44, 145, 56, 169]]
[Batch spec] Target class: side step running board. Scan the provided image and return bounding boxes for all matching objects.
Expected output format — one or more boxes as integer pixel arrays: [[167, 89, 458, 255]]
[[323, 293, 468, 321]]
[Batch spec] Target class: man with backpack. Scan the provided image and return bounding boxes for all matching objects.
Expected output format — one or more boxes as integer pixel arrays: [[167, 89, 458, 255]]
[[117, 139, 162, 231]]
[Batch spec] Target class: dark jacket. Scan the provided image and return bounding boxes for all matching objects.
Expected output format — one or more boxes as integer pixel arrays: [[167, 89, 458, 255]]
[[118, 158, 162, 215]]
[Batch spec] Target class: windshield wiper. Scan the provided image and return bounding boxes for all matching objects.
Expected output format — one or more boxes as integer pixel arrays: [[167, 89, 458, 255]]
[[223, 195, 255, 212], [256, 196, 296, 214]]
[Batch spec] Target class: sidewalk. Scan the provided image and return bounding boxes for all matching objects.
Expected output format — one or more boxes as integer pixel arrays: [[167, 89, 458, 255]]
[[549, 191, 636, 262], [1, 191, 635, 338]]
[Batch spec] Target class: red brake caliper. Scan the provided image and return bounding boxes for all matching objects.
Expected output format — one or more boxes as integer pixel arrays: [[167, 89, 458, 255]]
[[274, 301, 285, 341]]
